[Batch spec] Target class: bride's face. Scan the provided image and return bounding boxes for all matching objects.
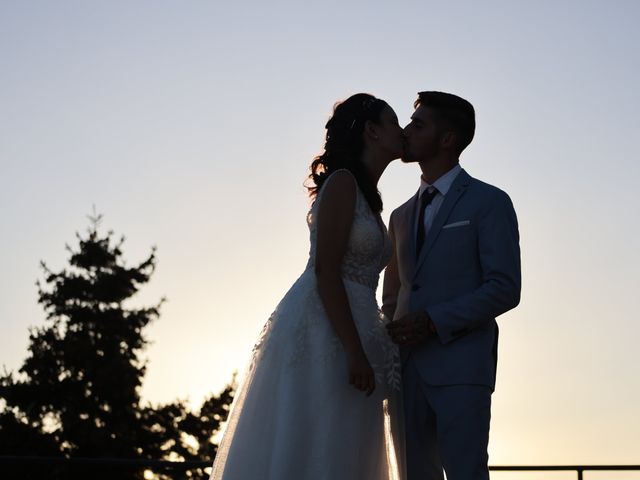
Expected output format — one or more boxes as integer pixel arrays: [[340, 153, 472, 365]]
[[370, 105, 404, 160]]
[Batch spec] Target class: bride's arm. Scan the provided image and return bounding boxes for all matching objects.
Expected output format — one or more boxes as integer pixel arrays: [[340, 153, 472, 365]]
[[314, 170, 374, 395], [382, 212, 400, 321]]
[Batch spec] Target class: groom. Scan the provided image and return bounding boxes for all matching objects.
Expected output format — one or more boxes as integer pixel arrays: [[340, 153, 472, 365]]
[[384, 91, 521, 480]]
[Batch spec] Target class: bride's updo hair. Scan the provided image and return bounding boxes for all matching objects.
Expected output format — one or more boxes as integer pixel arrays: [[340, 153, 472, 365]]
[[307, 93, 388, 213]]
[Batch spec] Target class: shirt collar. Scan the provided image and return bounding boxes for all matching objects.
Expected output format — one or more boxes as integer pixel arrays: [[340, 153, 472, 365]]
[[419, 164, 462, 198]]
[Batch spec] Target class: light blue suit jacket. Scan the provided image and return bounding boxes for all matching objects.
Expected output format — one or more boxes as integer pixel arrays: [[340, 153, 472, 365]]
[[383, 168, 521, 390]]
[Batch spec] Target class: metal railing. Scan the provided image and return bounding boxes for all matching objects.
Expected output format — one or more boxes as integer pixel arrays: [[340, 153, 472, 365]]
[[490, 465, 640, 479], [1, 456, 639, 479]]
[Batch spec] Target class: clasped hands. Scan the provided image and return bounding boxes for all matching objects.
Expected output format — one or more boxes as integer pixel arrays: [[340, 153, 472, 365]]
[[386, 311, 436, 347]]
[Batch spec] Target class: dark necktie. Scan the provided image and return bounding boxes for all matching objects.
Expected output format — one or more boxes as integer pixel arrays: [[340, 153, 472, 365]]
[[416, 187, 439, 255]]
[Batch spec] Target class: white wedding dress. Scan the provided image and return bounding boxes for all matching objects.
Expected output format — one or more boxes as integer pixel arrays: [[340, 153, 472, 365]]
[[210, 171, 404, 480]]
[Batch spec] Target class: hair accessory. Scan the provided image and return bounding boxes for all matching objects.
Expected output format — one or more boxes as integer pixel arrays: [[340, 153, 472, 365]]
[[349, 97, 378, 130]]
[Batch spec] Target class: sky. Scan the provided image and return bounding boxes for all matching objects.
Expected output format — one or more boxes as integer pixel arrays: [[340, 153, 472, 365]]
[[1, 0, 639, 471]]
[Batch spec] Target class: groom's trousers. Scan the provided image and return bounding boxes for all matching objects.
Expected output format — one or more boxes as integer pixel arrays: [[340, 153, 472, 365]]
[[403, 355, 492, 480]]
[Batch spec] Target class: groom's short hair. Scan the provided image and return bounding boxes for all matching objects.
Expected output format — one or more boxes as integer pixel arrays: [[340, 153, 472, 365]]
[[415, 91, 475, 155]]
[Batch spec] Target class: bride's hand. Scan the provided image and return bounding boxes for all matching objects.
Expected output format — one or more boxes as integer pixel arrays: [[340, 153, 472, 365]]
[[347, 350, 376, 396]]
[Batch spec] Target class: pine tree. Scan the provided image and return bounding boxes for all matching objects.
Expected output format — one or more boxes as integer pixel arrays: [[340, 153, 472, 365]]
[[0, 213, 233, 479]]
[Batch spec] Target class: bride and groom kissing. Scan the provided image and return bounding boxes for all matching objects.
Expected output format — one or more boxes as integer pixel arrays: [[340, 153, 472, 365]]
[[210, 91, 521, 480]]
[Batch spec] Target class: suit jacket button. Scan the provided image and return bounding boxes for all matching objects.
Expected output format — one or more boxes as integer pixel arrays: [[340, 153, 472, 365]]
[[412, 284, 420, 291]]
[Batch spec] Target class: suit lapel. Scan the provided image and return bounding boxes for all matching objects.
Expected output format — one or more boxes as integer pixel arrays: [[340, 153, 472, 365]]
[[398, 191, 420, 279], [413, 170, 472, 279], [407, 191, 420, 259]]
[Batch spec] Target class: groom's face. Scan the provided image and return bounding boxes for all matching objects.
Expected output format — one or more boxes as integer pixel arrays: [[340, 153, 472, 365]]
[[402, 105, 442, 163]]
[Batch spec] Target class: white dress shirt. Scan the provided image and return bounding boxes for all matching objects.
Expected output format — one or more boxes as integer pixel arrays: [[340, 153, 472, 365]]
[[415, 164, 462, 239]]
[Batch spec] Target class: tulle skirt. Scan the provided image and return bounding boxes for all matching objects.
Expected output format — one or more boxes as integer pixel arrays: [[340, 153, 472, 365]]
[[209, 269, 405, 480]]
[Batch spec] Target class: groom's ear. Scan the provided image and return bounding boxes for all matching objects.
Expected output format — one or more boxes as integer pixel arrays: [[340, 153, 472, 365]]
[[441, 131, 457, 149]]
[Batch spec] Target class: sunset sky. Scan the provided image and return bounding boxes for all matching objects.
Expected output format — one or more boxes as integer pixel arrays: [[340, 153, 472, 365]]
[[2, 0, 639, 472]]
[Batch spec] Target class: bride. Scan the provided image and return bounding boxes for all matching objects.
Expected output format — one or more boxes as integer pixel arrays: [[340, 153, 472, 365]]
[[210, 93, 405, 480]]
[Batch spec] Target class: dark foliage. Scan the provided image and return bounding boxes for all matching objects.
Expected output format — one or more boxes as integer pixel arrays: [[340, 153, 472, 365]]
[[0, 214, 234, 479]]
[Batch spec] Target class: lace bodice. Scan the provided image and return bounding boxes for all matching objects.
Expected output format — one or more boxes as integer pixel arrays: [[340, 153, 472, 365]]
[[305, 171, 392, 290], [244, 169, 401, 397]]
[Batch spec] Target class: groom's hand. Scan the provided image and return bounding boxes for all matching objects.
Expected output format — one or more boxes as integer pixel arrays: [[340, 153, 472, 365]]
[[386, 311, 435, 347]]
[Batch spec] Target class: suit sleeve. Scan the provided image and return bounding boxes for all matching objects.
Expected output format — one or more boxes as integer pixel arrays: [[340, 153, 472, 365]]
[[427, 189, 521, 344], [382, 211, 400, 321]]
